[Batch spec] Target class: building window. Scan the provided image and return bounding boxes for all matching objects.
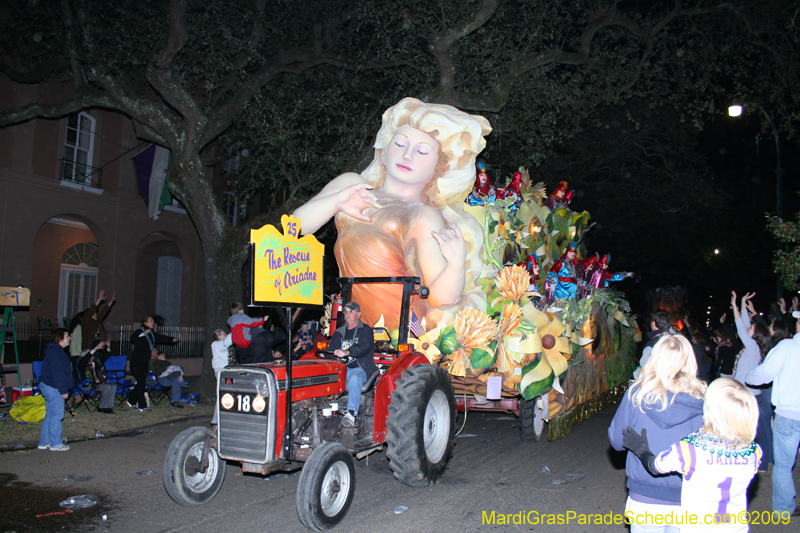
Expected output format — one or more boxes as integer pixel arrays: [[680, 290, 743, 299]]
[[62, 112, 97, 185], [223, 191, 242, 227], [58, 243, 99, 326]]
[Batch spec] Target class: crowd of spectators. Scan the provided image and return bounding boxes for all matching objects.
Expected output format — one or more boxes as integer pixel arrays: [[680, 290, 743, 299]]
[[614, 289, 800, 525]]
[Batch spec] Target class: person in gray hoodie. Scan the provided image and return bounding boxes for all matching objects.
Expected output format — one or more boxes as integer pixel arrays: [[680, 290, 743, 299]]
[[609, 334, 707, 532]]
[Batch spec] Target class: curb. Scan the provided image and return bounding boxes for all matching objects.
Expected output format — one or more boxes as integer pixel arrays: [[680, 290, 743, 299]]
[[0, 412, 213, 452]]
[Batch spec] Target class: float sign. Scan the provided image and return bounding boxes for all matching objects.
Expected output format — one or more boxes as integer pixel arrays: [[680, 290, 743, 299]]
[[251, 215, 324, 307]]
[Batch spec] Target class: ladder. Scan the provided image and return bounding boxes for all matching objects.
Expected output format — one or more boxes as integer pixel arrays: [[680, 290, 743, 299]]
[[1, 306, 22, 390]]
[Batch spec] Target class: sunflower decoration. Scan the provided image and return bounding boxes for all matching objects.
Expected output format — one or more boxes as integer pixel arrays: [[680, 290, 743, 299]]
[[518, 304, 573, 400], [492, 264, 530, 307], [494, 303, 523, 374], [449, 307, 497, 377]]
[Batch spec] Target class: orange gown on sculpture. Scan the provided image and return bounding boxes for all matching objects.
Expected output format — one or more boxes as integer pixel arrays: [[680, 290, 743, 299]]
[[334, 198, 430, 331]]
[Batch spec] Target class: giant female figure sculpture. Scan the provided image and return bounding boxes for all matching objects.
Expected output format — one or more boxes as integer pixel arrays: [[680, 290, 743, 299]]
[[294, 98, 492, 330]]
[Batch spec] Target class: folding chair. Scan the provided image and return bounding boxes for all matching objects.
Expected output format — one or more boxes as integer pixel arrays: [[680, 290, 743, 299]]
[[68, 378, 99, 413], [31, 361, 43, 396], [102, 355, 133, 406], [145, 372, 171, 405]]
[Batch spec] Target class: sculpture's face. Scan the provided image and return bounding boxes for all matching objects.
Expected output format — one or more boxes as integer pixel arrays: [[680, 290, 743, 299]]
[[477, 171, 488, 185], [566, 250, 576, 261], [383, 125, 439, 187]]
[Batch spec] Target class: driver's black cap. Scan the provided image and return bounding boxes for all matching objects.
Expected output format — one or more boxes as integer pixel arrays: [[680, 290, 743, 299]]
[[343, 301, 361, 312]]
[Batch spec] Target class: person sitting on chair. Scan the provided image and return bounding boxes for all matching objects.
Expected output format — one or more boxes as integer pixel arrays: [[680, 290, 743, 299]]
[[150, 351, 186, 409], [79, 341, 118, 414], [329, 302, 376, 428]]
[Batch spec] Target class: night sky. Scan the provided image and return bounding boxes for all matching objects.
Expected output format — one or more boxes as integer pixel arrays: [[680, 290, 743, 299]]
[[607, 109, 800, 326]]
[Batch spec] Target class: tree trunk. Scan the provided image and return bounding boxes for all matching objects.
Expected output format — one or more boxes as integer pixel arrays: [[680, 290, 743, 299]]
[[169, 152, 249, 399]]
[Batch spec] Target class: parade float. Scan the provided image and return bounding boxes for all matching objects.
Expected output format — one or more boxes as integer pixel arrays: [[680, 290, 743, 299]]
[[432, 165, 639, 440], [295, 98, 639, 441]]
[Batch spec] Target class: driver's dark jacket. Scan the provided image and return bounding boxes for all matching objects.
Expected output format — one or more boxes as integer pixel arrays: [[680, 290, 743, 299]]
[[329, 320, 377, 377]]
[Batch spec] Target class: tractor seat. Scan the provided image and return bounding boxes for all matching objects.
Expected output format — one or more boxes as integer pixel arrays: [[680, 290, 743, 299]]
[[361, 369, 381, 394]]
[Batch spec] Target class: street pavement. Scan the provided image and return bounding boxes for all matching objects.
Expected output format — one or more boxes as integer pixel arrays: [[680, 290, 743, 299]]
[[1, 403, 797, 532]]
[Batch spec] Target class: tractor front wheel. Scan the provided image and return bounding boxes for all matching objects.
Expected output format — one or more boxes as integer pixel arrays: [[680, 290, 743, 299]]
[[296, 442, 356, 531], [386, 365, 456, 486], [163, 426, 226, 505]]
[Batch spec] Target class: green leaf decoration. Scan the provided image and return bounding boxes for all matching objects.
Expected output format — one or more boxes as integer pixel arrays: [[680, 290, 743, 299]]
[[470, 346, 496, 369], [435, 325, 460, 355], [520, 371, 555, 401]]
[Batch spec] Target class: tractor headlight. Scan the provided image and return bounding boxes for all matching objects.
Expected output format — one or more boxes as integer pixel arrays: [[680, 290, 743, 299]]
[[252, 395, 266, 413], [221, 393, 234, 410]]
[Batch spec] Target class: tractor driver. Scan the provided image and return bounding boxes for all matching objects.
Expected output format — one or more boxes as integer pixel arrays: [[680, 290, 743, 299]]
[[330, 301, 376, 428]]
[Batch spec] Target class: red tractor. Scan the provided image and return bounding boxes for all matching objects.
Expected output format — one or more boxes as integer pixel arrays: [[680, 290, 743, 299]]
[[163, 277, 456, 530]]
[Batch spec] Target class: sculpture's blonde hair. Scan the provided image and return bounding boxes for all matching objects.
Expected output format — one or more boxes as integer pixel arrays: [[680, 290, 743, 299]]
[[701, 377, 758, 444], [629, 334, 707, 412], [361, 98, 493, 318]]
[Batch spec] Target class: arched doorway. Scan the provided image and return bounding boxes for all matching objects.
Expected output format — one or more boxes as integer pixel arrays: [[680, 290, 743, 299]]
[[58, 242, 100, 326], [32, 216, 100, 327]]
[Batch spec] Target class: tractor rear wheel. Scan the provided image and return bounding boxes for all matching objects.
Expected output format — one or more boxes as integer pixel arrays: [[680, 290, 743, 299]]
[[386, 365, 455, 486]]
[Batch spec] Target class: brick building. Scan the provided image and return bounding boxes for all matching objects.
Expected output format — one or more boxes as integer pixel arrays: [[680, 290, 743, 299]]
[[0, 78, 207, 329]]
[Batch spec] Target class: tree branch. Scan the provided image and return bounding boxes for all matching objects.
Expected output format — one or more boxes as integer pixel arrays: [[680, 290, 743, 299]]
[[430, 0, 730, 112], [0, 58, 72, 84], [0, 92, 105, 127], [156, 0, 189, 69], [430, 0, 499, 94]]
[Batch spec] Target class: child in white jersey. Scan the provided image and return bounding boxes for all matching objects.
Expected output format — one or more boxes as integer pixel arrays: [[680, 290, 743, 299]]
[[623, 378, 763, 532]]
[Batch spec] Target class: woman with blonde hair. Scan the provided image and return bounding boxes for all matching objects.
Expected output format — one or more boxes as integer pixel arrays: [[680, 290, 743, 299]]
[[623, 378, 762, 531], [293, 97, 492, 331], [609, 334, 707, 533]]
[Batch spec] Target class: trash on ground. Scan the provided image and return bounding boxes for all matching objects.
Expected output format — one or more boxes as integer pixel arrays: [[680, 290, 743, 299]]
[[137, 470, 157, 476], [394, 506, 408, 514], [37, 509, 74, 517], [59, 494, 99, 510], [95, 430, 105, 438], [456, 433, 477, 438], [551, 470, 585, 485], [540, 464, 551, 474], [64, 474, 92, 482]]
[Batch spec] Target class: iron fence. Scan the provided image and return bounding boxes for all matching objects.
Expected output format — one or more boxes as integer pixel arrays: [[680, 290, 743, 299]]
[[1, 322, 206, 364]]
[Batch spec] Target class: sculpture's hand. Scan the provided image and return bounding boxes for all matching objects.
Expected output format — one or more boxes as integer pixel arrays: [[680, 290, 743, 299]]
[[336, 183, 379, 223], [431, 225, 466, 265]]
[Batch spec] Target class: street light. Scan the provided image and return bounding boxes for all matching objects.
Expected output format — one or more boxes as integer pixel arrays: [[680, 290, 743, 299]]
[[727, 103, 784, 218], [728, 102, 785, 300]]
